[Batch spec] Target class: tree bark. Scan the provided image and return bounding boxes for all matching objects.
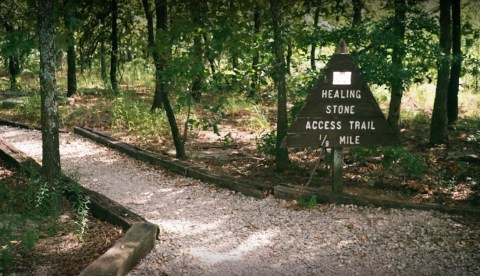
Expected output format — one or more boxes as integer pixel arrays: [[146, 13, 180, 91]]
[[142, 0, 163, 110], [249, 5, 261, 98], [7, 55, 20, 91], [269, 0, 289, 171], [387, 0, 406, 136], [64, 0, 77, 97], [38, 0, 61, 183], [310, 6, 320, 71], [430, 0, 451, 145], [150, 0, 186, 159], [110, 0, 119, 94], [447, 0, 461, 125]]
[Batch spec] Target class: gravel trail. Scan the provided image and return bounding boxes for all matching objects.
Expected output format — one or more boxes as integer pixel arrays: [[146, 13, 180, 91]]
[[1, 126, 479, 275]]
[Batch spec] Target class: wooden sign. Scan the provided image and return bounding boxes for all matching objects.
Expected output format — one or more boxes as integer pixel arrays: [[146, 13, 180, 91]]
[[284, 49, 398, 148]]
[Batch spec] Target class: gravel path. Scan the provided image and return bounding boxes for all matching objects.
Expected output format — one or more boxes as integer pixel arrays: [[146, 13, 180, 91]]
[[1, 125, 479, 275]]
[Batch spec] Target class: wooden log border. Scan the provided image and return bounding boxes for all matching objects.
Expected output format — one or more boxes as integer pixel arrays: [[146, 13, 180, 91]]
[[274, 185, 480, 216], [73, 126, 273, 198], [1, 119, 479, 217]]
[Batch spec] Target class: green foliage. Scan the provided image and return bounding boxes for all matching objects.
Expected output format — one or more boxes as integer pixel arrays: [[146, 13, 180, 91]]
[[65, 183, 90, 240], [15, 93, 41, 122], [223, 97, 270, 132], [0, 245, 14, 271], [351, 147, 373, 164], [110, 95, 169, 137], [222, 132, 233, 149], [21, 228, 39, 252], [288, 101, 305, 126], [382, 147, 425, 175], [298, 195, 318, 209], [32, 178, 63, 217], [0, 167, 94, 271], [255, 130, 277, 156]]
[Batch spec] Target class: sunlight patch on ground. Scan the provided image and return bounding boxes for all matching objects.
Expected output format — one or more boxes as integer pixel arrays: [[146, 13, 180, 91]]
[[154, 219, 221, 237], [188, 230, 276, 265]]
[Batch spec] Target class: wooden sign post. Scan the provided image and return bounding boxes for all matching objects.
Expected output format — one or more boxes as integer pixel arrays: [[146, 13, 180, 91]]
[[284, 40, 398, 193]]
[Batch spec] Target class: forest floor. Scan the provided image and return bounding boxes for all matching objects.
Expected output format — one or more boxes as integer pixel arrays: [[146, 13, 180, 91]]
[[0, 159, 123, 275], [2, 89, 480, 210]]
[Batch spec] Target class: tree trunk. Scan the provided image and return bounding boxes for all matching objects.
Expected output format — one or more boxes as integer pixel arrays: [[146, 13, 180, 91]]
[[430, 0, 451, 145], [110, 0, 119, 94], [447, 0, 461, 125], [142, 0, 163, 110], [269, 0, 290, 171], [154, 0, 186, 159], [202, 33, 216, 77], [100, 40, 108, 84], [310, 6, 320, 71], [64, 0, 77, 97], [38, 0, 61, 183], [387, 0, 406, 136], [286, 44, 292, 75], [4, 23, 20, 91], [190, 0, 204, 102], [249, 5, 261, 98], [7, 56, 19, 91], [352, 0, 363, 26]]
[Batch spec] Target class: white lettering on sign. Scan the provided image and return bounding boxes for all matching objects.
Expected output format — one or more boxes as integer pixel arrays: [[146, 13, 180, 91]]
[[339, 135, 360, 145], [305, 121, 342, 130], [333, 71, 352, 85], [326, 105, 355, 114], [349, 121, 376, 130], [321, 89, 361, 99]]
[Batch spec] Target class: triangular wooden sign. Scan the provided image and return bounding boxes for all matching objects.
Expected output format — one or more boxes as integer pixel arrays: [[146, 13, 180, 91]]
[[285, 51, 399, 148]]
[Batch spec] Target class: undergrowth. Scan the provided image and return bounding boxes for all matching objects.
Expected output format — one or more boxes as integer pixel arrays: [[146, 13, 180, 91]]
[[0, 166, 90, 271]]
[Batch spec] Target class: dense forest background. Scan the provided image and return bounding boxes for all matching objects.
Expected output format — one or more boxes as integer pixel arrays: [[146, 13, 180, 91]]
[[1, 0, 479, 180]]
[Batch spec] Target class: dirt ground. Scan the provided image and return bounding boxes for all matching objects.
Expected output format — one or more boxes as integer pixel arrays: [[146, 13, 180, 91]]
[[0, 160, 123, 275], [2, 91, 480, 209], [128, 111, 480, 209]]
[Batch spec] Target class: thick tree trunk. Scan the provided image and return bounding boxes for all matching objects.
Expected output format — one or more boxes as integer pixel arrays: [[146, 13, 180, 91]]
[[249, 5, 261, 98], [110, 0, 119, 94], [447, 0, 462, 125], [269, 0, 289, 171], [64, 0, 77, 97], [38, 0, 61, 183], [430, 0, 451, 145], [310, 6, 320, 71], [387, 0, 406, 136]]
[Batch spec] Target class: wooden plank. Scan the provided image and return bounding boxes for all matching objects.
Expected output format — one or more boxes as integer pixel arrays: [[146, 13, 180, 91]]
[[74, 127, 273, 198], [332, 148, 343, 193], [273, 184, 480, 216]]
